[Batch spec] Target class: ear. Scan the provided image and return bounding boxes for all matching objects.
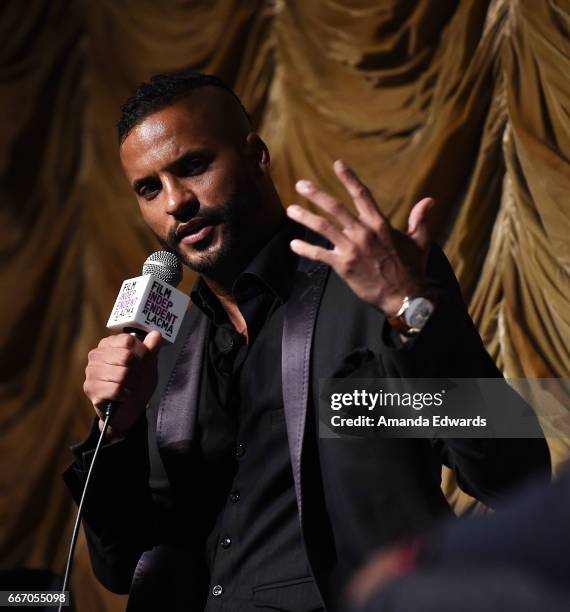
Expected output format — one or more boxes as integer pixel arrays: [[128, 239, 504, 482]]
[[245, 133, 271, 175]]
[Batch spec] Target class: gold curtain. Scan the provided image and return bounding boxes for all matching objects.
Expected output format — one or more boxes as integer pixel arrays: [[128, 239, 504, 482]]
[[1, 1, 568, 609]]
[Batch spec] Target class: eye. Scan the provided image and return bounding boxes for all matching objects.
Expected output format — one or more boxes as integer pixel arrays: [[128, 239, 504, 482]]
[[180, 157, 209, 176], [139, 180, 161, 200]]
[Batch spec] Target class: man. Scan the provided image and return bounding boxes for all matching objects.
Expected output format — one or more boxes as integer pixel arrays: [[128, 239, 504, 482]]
[[63, 71, 550, 611]]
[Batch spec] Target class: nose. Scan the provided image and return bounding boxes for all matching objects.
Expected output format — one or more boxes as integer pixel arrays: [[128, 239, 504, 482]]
[[163, 175, 198, 219]]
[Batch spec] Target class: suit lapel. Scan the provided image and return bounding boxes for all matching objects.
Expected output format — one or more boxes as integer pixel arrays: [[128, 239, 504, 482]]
[[156, 306, 209, 456], [282, 259, 329, 524], [154, 247, 329, 514]]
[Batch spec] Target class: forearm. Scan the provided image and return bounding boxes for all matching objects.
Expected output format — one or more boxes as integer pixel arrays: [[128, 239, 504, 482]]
[[381, 246, 551, 499], [378, 248, 501, 380]]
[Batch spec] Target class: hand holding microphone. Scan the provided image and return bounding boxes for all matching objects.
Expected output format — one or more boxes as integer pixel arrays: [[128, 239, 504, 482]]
[[84, 331, 162, 439], [83, 251, 190, 439], [60, 252, 190, 605]]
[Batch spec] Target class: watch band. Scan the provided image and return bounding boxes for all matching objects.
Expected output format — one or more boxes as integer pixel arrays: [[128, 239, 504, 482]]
[[386, 297, 415, 336]]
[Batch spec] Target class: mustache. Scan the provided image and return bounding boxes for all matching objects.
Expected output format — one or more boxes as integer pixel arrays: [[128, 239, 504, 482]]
[[167, 208, 226, 246]]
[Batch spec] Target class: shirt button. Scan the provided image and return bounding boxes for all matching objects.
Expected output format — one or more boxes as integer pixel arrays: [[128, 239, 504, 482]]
[[229, 491, 240, 503], [220, 536, 232, 549], [212, 585, 223, 597], [236, 443, 245, 458]]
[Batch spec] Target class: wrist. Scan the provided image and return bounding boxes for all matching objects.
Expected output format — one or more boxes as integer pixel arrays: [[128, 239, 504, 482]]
[[379, 279, 435, 315]]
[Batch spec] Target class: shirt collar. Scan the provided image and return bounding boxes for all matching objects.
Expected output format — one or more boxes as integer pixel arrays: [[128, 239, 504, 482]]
[[191, 218, 303, 321]]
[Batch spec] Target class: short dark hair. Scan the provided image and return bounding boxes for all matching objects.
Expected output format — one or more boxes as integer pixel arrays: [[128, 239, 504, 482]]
[[117, 70, 250, 144]]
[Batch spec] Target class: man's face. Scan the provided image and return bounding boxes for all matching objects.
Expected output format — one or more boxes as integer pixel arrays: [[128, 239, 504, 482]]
[[120, 93, 264, 276]]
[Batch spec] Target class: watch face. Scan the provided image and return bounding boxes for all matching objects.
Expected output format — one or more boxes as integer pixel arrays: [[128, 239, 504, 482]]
[[404, 297, 435, 331]]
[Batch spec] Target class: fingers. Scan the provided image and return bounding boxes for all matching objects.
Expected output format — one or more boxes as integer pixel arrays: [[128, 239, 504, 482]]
[[86, 381, 131, 411], [88, 346, 139, 367], [295, 179, 358, 229], [289, 239, 335, 265], [84, 332, 159, 409], [407, 197, 434, 251], [144, 330, 162, 354], [286, 205, 352, 250], [294, 161, 390, 241], [98, 333, 149, 358], [89, 332, 162, 368], [84, 332, 161, 437], [85, 362, 129, 385], [83, 367, 134, 412], [289, 164, 432, 313], [333, 159, 385, 226]]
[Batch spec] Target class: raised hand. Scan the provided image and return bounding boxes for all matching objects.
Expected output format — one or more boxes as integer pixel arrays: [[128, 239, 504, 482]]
[[286, 160, 435, 316]]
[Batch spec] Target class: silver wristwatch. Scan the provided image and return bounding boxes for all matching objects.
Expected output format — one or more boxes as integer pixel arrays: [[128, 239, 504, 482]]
[[386, 296, 435, 336]]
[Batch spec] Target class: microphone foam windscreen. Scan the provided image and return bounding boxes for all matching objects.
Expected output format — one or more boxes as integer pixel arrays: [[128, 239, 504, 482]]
[[142, 251, 183, 287]]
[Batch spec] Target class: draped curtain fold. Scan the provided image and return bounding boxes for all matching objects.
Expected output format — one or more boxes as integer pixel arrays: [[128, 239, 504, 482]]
[[1, 1, 568, 609]]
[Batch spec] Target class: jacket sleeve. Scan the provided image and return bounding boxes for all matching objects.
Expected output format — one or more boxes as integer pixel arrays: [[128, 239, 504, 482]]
[[369, 244, 550, 506], [62, 414, 167, 594]]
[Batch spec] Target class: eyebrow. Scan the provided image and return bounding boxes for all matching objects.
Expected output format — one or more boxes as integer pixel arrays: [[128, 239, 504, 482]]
[[132, 147, 211, 193]]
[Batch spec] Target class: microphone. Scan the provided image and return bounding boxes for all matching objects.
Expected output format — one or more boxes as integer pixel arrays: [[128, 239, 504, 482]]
[[106, 250, 190, 343], [58, 251, 190, 609], [103, 251, 189, 421]]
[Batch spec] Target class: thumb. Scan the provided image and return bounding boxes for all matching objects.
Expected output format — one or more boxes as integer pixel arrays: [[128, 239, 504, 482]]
[[407, 197, 434, 251], [143, 330, 163, 354]]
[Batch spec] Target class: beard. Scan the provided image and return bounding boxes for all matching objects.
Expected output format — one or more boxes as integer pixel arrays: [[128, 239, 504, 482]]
[[158, 189, 260, 276]]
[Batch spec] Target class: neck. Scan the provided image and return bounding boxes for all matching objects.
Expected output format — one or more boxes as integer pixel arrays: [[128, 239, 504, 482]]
[[213, 288, 249, 343], [202, 208, 285, 341], [202, 222, 284, 342]]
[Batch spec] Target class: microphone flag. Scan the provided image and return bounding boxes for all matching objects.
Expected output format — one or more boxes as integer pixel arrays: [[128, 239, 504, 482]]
[[107, 274, 189, 343]]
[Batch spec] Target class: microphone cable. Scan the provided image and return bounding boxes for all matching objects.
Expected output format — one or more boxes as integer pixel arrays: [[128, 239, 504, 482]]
[[57, 250, 183, 611], [58, 401, 115, 612]]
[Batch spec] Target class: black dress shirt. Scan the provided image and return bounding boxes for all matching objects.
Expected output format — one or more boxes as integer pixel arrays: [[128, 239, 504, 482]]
[[63, 222, 551, 611], [189, 219, 324, 611]]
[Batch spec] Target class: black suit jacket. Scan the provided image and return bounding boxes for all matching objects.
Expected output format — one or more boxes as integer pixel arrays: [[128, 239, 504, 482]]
[[63, 244, 550, 611]]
